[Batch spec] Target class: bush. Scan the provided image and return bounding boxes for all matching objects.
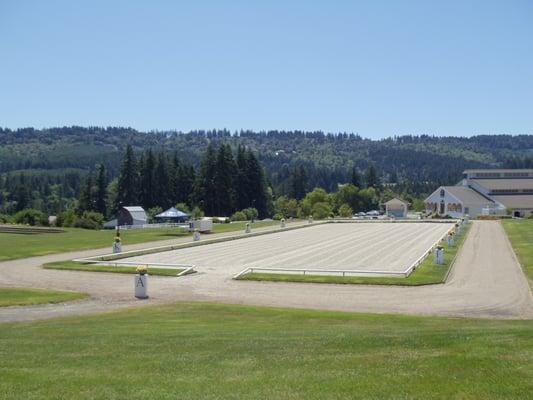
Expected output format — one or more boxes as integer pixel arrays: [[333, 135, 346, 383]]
[[190, 207, 204, 220], [231, 211, 248, 221], [147, 206, 163, 223], [242, 207, 259, 221], [73, 211, 104, 230], [272, 213, 283, 221], [13, 209, 47, 226], [0, 213, 12, 224], [56, 208, 77, 227], [338, 203, 353, 218], [311, 202, 333, 220]]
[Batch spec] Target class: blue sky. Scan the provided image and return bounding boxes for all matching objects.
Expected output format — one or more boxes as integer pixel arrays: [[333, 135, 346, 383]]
[[0, 1, 532, 137]]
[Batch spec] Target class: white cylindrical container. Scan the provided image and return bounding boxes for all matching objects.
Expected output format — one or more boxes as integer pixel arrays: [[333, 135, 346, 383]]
[[112, 242, 122, 253], [454, 224, 460, 234], [134, 274, 148, 299], [434, 247, 444, 265], [193, 229, 200, 241], [245, 223, 251, 234], [447, 234, 454, 246], [281, 219, 286, 228], [308, 216, 313, 224]]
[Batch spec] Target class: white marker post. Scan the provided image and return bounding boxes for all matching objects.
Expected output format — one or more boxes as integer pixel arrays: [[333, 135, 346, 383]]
[[280, 218, 286, 228], [135, 267, 148, 299], [193, 229, 200, 241], [245, 223, 251, 234], [434, 246, 444, 265]]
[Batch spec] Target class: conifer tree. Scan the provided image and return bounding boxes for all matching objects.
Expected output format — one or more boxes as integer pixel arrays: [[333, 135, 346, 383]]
[[95, 164, 107, 216], [116, 145, 138, 210], [193, 144, 217, 216], [140, 149, 156, 209], [350, 167, 361, 188], [214, 144, 237, 216], [365, 162, 379, 189]]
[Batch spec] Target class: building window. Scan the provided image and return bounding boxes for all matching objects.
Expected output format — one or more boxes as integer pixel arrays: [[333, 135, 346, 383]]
[[440, 189, 445, 197]]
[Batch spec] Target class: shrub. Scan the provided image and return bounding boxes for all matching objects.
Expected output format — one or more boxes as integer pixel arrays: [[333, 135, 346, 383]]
[[0, 213, 12, 224], [272, 213, 283, 220], [73, 211, 104, 230], [311, 202, 333, 220], [190, 206, 205, 220], [13, 209, 47, 226], [338, 203, 353, 218], [242, 207, 259, 221], [56, 208, 77, 227], [147, 206, 163, 223], [231, 211, 248, 221]]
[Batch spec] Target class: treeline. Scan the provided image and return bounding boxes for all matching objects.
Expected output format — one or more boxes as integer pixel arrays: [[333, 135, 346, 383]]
[[2, 126, 533, 218], [76, 143, 270, 220]]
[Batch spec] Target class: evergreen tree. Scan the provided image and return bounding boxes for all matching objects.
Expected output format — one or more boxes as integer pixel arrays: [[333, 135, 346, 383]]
[[235, 145, 250, 210], [153, 152, 172, 209], [214, 144, 237, 216], [13, 173, 30, 212], [243, 149, 268, 217], [350, 167, 361, 188], [78, 172, 94, 213], [193, 144, 217, 216], [140, 149, 156, 209], [95, 164, 107, 216], [290, 165, 308, 200], [116, 145, 138, 210], [365, 163, 379, 189]]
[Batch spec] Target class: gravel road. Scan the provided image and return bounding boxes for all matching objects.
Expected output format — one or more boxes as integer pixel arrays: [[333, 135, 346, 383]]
[[1, 221, 532, 322]]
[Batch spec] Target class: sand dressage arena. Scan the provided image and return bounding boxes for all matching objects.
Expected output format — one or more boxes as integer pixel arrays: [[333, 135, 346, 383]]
[[121, 222, 454, 275]]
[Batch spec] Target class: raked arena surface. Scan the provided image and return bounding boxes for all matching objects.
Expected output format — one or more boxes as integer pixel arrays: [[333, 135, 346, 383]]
[[122, 222, 454, 275]]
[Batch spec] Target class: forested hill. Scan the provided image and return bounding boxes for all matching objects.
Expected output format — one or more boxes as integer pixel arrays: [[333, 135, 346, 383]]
[[1, 126, 532, 208]]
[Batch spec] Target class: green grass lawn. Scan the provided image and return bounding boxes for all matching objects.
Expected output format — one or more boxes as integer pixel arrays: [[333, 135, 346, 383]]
[[0, 287, 87, 307], [239, 223, 470, 286], [42, 261, 186, 276], [0, 302, 531, 399], [0, 220, 279, 261], [502, 219, 533, 286]]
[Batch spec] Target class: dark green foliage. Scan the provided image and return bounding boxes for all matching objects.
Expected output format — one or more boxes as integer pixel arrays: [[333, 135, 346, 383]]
[[290, 165, 308, 200], [365, 162, 379, 188], [95, 164, 107, 216], [72, 211, 104, 230], [116, 145, 138, 210], [350, 167, 361, 187], [12, 208, 47, 226], [214, 144, 237, 216], [193, 144, 217, 216]]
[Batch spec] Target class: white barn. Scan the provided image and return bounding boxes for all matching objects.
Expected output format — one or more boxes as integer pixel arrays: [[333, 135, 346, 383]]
[[384, 198, 408, 218], [425, 169, 533, 217]]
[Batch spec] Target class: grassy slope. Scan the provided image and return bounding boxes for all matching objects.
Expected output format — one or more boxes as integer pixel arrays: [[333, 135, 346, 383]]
[[0, 221, 279, 261], [42, 261, 185, 276], [501, 219, 533, 286], [0, 302, 532, 399], [239, 223, 470, 286], [0, 287, 87, 307]]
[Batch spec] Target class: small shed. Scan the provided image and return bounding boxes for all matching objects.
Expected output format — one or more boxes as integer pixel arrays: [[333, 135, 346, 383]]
[[117, 206, 148, 226], [384, 198, 409, 218], [155, 207, 190, 223]]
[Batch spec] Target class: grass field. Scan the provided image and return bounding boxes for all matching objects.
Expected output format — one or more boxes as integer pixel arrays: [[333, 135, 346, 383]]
[[0, 302, 531, 399], [42, 261, 186, 276], [0, 221, 279, 261], [238, 223, 470, 286], [0, 287, 87, 307], [502, 219, 533, 286]]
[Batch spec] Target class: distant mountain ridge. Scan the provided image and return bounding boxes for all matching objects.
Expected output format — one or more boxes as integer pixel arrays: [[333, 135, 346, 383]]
[[1, 127, 532, 197]]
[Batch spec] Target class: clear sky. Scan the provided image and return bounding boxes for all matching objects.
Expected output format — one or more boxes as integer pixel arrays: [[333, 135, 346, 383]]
[[1, 0, 532, 137]]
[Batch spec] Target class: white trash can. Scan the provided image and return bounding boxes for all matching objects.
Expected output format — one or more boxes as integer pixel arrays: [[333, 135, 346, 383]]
[[308, 215, 313, 224], [245, 223, 251, 234], [193, 229, 201, 241], [434, 246, 444, 265], [280, 218, 286, 228], [447, 234, 454, 247], [112, 241, 122, 253], [134, 273, 148, 299]]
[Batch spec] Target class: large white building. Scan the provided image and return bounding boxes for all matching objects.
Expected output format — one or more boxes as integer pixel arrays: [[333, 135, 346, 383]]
[[425, 169, 533, 218]]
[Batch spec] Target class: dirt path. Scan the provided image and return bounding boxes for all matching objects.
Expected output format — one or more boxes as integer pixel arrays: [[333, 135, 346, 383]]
[[1, 221, 532, 322]]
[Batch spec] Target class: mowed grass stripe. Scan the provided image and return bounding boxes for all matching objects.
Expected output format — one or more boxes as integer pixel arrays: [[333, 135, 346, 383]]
[[0, 221, 279, 261], [502, 219, 533, 287], [0, 302, 531, 399], [0, 287, 87, 307], [42, 261, 185, 276]]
